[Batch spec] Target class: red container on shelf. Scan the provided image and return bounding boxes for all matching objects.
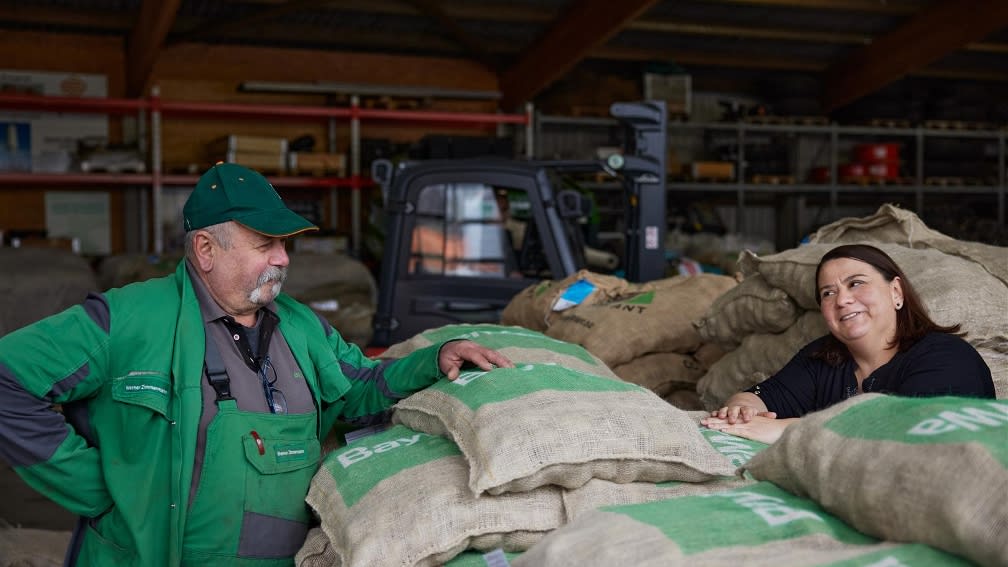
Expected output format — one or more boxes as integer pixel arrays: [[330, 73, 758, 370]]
[[865, 161, 900, 179], [838, 163, 865, 181], [808, 166, 830, 183], [853, 142, 900, 163]]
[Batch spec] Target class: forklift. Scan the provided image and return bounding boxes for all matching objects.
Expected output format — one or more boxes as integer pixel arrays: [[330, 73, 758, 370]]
[[370, 101, 669, 346]]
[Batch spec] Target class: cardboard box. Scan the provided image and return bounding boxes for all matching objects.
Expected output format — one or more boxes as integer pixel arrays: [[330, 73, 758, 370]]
[[288, 152, 347, 176], [687, 161, 734, 180], [643, 73, 691, 116], [223, 150, 286, 173], [207, 135, 288, 157]]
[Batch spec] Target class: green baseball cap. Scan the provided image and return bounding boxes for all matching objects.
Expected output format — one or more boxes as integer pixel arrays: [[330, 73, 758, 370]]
[[183, 162, 318, 237]]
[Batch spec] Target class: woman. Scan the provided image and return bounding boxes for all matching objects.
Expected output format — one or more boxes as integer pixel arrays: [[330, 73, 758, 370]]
[[701, 244, 995, 444]]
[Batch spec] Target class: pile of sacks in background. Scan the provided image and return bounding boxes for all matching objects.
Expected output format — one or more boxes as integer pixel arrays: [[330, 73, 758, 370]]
[[695, 204, 1008, 408], [0, 247, 98, 338], [96, 251, 378, 347], [501, 271, 737, 410]]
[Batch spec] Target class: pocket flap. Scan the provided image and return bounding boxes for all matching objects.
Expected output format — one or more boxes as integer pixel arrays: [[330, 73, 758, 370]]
[[111, 372, 171, 416], [242, 434, 321, 475]]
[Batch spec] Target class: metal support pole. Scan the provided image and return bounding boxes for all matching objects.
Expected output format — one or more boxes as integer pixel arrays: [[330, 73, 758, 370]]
[[525, 102, 535, 159], [736, 125, 746, 235], [151, 85, 163, 255], [999, 131, 1005, 226], [327, 117, 339, 232], [829, 125, 838, 219], [915, 128, 924, 215], [350, 95, 361, 257]]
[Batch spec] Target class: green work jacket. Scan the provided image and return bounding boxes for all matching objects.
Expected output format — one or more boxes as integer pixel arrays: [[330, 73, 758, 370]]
[[0, 261, 444, 566]]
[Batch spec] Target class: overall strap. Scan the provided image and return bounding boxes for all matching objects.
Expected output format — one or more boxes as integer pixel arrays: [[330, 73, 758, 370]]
[[204, 329, 234, 404]]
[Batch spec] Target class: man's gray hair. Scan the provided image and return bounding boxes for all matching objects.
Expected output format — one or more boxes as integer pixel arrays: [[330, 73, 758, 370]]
[[184, 221, 234, 261]]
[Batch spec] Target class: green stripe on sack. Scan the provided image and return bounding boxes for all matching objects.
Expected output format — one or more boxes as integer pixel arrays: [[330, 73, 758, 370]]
[[428, 362, 642, 410], [824, 397, 1008, 463], [701, 428, 769, 468], [321, 424, 460, 508], [607, 482, 874, 555], [823, 544, 974, 566], [422, 325, 597, 364]]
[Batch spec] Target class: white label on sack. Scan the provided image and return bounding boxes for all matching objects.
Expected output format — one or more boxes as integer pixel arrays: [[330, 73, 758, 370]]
[[708, 491, 823, 527], [907, 403, 1008, 436], [337, 433, 426, 468]]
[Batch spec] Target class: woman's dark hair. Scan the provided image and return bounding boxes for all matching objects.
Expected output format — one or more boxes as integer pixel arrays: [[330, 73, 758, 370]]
[[811, 244, 961, 365]]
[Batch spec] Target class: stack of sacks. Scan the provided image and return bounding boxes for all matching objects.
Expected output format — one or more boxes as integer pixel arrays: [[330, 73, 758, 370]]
[[514, 481, 973, 566], [695, 204, 1008, 409], [744, 394, 1008, 567], [283, 252, 378, 348], [301, 323, 748, 566], [299, 424, 564, 566], [0, 522, 71, 567], [503, 271, 738, 410], [377, 323, 620, 381], [0, 248, 99, 337]]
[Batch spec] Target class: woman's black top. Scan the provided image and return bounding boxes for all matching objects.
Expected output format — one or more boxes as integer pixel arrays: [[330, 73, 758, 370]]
[[746, 332, 995, 418]]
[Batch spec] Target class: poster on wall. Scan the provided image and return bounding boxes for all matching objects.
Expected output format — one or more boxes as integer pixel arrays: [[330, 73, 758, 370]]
[[0, 70, 108, 173], [45, 191, 111, 255]]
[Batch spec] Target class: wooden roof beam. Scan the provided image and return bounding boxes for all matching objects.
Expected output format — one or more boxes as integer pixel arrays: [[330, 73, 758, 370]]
[[823, 0, 1008, 111], [125, 0, 181, 97], [402, 0, 497, 71], [499, 0, 660, 110]]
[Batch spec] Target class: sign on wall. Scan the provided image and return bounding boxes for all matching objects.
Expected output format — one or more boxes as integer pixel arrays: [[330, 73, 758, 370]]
[[0, 70, 108, 173]]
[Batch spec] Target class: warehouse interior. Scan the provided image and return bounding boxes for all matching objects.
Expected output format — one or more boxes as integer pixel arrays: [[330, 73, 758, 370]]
[[1, 1, 1007, 564]]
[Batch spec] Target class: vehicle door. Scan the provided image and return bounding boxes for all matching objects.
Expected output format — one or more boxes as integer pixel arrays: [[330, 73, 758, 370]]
[[373, 166, 575, 346]]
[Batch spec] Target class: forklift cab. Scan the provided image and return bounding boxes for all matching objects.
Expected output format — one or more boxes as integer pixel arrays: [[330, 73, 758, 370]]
[[371, 160, 587, 346]]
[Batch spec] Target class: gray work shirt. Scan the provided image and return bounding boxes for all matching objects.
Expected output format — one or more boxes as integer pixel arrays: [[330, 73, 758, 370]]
[[185, 260, 315, 505]]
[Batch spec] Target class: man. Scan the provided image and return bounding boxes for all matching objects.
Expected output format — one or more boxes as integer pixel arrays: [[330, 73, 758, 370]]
[[0, 163, 512, 566]]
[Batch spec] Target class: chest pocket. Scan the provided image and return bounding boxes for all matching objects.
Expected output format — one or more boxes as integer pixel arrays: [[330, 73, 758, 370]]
[[111, 371, 171, 415]]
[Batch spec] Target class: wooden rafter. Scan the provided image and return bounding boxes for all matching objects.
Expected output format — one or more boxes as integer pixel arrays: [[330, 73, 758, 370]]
[[402, 0, 497, 70], [170, 0, 331, 44], [499, 0, 660, 109], [125, 0, 182, 97], [823, 0, 1008, 111]]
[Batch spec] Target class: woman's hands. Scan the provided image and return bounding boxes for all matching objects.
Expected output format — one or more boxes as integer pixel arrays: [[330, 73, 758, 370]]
[[700, 391, 793, 444], [437, 340, 514, 380]]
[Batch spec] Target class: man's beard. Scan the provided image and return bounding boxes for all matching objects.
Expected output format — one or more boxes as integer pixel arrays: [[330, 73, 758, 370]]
[[248, 266, 288, 306]]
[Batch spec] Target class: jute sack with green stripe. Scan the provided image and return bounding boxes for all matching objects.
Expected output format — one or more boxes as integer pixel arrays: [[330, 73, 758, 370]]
[[393, 363, 736, 496], [378, 323, 619, 380], [744, 394, 1008, 567], [500, 270, 632, 332], [561, 429, 766, 521], [514, 482, 973, 567], [305, 424, 564, 567], [544, 274, 737, 367]]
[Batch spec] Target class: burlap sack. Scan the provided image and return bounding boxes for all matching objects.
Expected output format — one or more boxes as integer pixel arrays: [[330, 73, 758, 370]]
[[696, 311, 828, 410], [393, 363, 736, 496], [378, 323, 619, 380], [662, 389, 704, 410], [545, 274, 737, 368], [0, 525, 70, 567], [514, 482, 972, 567], [291, 281, 375, 348], [95, 253, 180, 290], [443, 550, 522, 566], [611, 351, 705, 397], [692, 342, 727, 369], [693, 273, 800, 349], [306, 424, 563, 567], [500, 270, 632, 331], [809, 203, 1008, 285], [0, 248, 99, 337], [744, 394, 1008, 567], [738, 245, 1007, 346], [296, 527, 336, 567], [560, 428, 767, 522], [974, 337, 1008, 398]]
